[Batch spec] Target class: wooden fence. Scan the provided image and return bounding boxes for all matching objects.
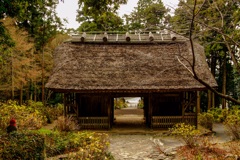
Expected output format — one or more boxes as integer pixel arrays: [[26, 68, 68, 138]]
[[78, 117, 109, 129], [151, 116, 197, 129]]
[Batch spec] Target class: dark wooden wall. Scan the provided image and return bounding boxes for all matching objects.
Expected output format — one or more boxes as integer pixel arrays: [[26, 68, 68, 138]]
[[152, 93, 182, 116], [77, 94, 110, 117]]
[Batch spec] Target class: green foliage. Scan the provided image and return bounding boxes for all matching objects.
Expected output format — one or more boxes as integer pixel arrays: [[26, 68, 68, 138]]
[[208, 107, 225, 122], [0, 129, 110, 159], [0, 100, 63, 131], [77, 0, 126, 31], [137, 98, 144, 109], [170, 123, 200, 148], [198, 112, 214, 131], [207, 106, 240, 140], [54, 116, 79, 132], [41, 130, 110, 158], [223, 106, 240, 140], [27, 100, 64, 123], [67, 132, 111, 159], [0, 131, 45, 159], [126, 0, 169, 30], [114, 97, 127, 109]]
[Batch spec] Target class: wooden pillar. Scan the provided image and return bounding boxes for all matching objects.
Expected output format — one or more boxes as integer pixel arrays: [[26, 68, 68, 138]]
[[144, 96, 148, 125], [110, 96, 114, 128], [196, 91, 201, 128], [197, 91, 201, 114], [148, 93, 153, 128], [107, 95, 111, 129]]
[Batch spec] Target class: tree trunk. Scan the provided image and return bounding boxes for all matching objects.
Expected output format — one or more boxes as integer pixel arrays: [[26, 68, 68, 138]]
[[222, 54, 227, 109], [207, 52, 217, 110]]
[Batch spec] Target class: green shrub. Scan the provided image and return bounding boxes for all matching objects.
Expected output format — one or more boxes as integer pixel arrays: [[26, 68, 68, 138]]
[[209, 107, 228, 123], [0, 100, 47, 130], [27, 100, 63, 124], [169, 123, 200, 148], [223, 106, 240, 140], [0, 131, 45, 159], [198, 112, 214, 131], [39, 130, 110, 158], [0, 100, 63, 131], [67, 132, 111, 159]]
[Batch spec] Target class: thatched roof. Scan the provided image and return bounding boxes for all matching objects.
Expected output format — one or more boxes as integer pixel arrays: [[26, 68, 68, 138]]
[[45, 32, 217, 93]]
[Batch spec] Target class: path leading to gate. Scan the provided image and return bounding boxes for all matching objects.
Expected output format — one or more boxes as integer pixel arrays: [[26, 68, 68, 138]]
[[108, 109, 231, 160]]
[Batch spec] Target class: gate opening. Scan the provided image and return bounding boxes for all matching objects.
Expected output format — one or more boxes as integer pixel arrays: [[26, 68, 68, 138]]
[[112, 97, 146, 128]]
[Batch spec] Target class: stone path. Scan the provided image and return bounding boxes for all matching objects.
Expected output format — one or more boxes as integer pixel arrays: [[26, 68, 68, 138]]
[[108, 134, 183, 160], [108, 113, 230, 160]]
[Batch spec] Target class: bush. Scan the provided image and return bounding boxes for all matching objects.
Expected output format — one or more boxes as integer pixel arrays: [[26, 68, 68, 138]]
[[209, 107, 228, 123], [169, 123, 200, 148], [223, 106, 240, 140], [67, 132, 111, 159], [54, 116, 79, 132], [0, 131, 45, 159], [0, 100, 46, 130], [0, 100, 63, 131], [27, 100, 63, 124], [38, 130, 110, 158], [198, 112, 214, 131]]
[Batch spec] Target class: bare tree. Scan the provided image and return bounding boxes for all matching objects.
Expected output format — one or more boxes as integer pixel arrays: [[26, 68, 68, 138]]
[[177, 0, 240, 105]]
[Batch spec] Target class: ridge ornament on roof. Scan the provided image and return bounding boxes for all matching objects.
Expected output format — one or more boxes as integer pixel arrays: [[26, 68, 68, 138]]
[[70, 31, 187, 43]]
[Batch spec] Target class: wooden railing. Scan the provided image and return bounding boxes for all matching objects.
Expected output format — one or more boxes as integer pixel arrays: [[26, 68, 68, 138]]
[[151, 116, 197, 129], [78, 117, 109, 129]]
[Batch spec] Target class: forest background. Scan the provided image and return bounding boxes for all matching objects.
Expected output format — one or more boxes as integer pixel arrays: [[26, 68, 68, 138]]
[[0, 0, 239, 110]]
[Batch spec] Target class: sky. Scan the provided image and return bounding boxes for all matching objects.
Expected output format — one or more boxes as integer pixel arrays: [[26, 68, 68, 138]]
[[56, 0, 179, 29]]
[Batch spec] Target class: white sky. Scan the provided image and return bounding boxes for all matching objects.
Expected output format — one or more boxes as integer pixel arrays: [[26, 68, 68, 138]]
[[56, 0, 179, 29]]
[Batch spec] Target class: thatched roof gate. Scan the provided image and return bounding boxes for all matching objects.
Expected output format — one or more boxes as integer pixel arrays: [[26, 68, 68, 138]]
[[45, 32, 217, 129]]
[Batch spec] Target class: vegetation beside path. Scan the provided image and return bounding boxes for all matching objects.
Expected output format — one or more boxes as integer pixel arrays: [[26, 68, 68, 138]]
[[0, 101, 113, 159], [0, 101, 239, 159]]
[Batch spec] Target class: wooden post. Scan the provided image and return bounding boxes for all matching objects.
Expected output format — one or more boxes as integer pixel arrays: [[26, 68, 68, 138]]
[[107, 95, 111, 129], [197, 91, 201, 114], [196, 91, 201, 129], [148, 93, 153, 128]]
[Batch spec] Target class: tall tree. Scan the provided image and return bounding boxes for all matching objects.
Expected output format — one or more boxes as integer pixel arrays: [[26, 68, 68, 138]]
[[0, 17, 37, 104], [170, 0, 240, 105], [14, 0, 63, 104], [0, 0, 65, 104], [126, 0, 170, 31], [76, 0, 127, 31]]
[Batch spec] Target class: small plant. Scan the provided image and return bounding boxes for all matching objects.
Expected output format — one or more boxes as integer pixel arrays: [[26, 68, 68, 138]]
[[54, 115, 79, 132], [198, 112, 214, 131], [169, 123, 200, 148]]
